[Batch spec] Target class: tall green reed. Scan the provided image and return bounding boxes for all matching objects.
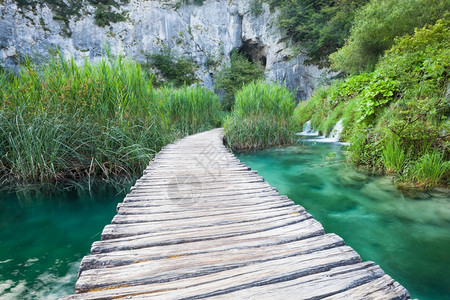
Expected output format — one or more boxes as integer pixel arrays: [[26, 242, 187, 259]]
[[153, 85, 222, 136], [411, 152, 449, 188], [224, 81, 295, 151], [0, 52, 221, 193]]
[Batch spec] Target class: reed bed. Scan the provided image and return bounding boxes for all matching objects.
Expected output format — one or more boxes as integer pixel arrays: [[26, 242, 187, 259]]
[[0, 53, 221, 192], [224, 81, 295, 151], [153, 85, 222, 136]]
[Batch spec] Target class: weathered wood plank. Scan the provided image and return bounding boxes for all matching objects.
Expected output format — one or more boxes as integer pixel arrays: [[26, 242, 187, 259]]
[[75, 246, 361, 293], [93, 217, 323, 253], [100, 212, 318, 241], [111, 203, 304, 224], [79, 234, 345, 274]]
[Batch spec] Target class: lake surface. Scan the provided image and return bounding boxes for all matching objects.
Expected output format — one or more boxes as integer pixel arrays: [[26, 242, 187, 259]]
[[237, 142, 450, 300], [0, 187, 125, 299]]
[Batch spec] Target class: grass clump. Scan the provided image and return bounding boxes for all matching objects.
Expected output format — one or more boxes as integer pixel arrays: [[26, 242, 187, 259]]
[[224, 81, 295, 151], [0, 51, 221, 193], [410, 152, 449, 189]]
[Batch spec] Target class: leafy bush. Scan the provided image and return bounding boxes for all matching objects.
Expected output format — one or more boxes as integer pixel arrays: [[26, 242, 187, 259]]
[[215, 51, 265, 111], [330, 0, 449, 74], [224, 81, 295, 150], [268, 0, 369, 67], [144, 48, 198, 87]]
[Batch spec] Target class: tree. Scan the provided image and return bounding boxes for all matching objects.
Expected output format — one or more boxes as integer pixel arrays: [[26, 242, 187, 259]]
[[214, 51, 265, 111]]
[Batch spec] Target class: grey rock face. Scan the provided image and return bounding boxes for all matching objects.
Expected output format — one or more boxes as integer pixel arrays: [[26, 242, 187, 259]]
[[0, 0, 326, 99]]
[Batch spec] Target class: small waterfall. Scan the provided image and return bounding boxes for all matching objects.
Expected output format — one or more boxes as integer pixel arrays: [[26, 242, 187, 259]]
[[327, 119, 344, 142], [298, 119, 349, 145], [296, 120, 319, 137]]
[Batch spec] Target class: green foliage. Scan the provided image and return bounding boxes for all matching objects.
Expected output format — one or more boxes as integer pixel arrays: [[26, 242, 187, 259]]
[[382, 134, 406, 174], [250, 0, 264, 17], [153, 85, 222, 136], [268, 0, 369, 67], [94, 4, 126, 27], [224, 81, 295, 151], [0, 51, 221, 192], [410, 152, 449, 188], [144, 48, 198, 88], [358, 73, 398, 123], [215, 51, 265, 111], [15, 0, 129, 33], [330, 0, 449, 74], [294, 19, 449, 188]]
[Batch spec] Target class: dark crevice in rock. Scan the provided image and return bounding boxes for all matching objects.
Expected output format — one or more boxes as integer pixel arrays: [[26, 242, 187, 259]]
[[238, 38, 266, 68]]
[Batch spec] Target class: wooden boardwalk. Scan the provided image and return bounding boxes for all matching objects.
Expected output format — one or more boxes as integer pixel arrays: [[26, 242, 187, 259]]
[[64, 129, 411, 299]]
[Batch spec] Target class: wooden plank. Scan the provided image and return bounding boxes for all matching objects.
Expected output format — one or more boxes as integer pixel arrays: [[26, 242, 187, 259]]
[[111, 203, 304, 224], [79, 234, 345, 274], [99, 212, 318, 242], [75, 246, 361, 293], [92, 217, 323, 254]]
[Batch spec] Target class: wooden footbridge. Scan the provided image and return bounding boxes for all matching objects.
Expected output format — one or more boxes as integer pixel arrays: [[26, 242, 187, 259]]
[[64, 129, 411, 299]]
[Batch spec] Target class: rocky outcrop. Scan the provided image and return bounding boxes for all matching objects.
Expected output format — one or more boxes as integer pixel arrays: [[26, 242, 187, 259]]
[[0, 0, 325, 99]]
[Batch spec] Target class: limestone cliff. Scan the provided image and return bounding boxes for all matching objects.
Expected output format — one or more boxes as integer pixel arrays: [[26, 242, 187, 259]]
[[0, 0, 325, 99]]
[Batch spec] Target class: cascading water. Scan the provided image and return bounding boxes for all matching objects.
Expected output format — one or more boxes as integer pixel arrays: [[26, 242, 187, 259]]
[[296, 120, 319, 136], [297, 119, 348, 144], [327, 119, 344, 142]]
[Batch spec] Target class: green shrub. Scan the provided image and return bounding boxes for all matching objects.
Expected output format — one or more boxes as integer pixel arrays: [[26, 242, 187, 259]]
[[143, 47, 198, 87], [94, 4, 126, 27], [268, 0, 370, 67], [250, 0, 264, 17], [215, 51, 265, 111], [330, 0, 449, 74], [224, 81, 295, 150]]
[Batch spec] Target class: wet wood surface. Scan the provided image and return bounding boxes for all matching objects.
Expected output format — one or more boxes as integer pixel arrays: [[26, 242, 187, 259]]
[[63, 128, 411, 299]]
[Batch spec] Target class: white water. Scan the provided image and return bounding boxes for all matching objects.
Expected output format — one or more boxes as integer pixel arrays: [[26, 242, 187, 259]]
[[297, 119, 349, 145], [296, 120, 319, 137]]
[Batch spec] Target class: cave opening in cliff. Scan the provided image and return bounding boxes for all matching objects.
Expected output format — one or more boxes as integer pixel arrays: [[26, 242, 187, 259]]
[[238, 39, 267, 68]]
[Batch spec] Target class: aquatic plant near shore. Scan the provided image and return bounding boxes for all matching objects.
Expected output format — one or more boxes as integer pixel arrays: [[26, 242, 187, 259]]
[[0, 53, 221, 192], [224, 81, 295, 151], [153, 85, 222, 137], [410, 152, 449, 189]]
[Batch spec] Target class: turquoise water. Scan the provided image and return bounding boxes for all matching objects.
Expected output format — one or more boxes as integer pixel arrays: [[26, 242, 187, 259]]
[[237, 142, 450, 300], [0, 187, 125, 299]]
